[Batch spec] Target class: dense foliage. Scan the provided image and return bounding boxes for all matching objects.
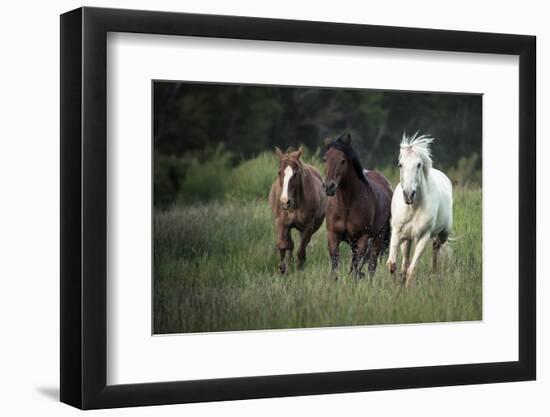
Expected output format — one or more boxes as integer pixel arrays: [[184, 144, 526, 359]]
[[154, 82, 481, 207]]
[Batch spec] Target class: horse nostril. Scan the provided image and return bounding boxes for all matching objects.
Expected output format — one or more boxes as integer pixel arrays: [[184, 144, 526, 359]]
[[324, 182, 336, 195], [403, 189, 415, 204]]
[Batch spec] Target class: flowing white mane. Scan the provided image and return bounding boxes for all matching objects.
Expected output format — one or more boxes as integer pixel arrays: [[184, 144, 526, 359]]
[[399, 132, 434, 170]]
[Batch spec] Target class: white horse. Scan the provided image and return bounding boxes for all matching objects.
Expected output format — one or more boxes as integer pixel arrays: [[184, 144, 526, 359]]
[[386, 133, 453, 283]]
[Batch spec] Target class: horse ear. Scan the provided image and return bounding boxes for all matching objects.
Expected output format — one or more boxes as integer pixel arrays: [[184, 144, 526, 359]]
[[288, 146, 303, 160], [275, 147, 284, 159], [342, 133, 352, 145]]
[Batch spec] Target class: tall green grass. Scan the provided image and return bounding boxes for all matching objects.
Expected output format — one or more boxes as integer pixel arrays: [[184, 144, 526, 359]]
[[153, 188, 482, 334]]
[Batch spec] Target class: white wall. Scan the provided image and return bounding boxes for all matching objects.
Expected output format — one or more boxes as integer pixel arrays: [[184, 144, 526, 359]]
[[0, 0, 545, 415]]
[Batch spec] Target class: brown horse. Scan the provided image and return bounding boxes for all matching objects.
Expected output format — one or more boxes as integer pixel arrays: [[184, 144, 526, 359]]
[[323, 133, 393, 278], [269, 147, 326, 274]]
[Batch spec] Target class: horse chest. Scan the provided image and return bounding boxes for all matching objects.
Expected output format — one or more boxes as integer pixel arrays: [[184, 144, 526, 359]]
[[347, 218, 367, 237], [327, 181, 381, 240], [284, 209, 306, 227], [331, 212, 370, 239], [396, 210, 431, 239]]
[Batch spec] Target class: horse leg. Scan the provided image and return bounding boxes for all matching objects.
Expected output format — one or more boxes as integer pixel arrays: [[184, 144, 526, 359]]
[[349, 240, 358, 274], [366, 233, 388, 277], [400, 240, 412, 276], [287, 229, 295, 266], [405, 233, 431, 285], [327, 231, 341, 280], [297, 224, 314, 270], [354, 235, 371, 279], [386, 228, 403, 275], [383, 221, 392, 253], [276, 222, 293, 275]]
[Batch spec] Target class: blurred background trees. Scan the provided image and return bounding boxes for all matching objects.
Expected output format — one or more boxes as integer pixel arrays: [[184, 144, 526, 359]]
[[154, 81, 482, 207]]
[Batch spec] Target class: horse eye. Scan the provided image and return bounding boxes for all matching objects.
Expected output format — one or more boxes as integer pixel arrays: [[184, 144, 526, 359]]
[[398, 163, 402, 168], [417, 163, 421, 168], [341, 159, 345, 164]]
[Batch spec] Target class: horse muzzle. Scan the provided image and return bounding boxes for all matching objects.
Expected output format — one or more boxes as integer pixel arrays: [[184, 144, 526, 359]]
[[323, 181, 337, 196], [403, 189, 416, 205], [280, 198, 292, 210]]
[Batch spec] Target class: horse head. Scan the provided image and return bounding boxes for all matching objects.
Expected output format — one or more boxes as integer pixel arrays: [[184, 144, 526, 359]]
[[323, 133, 366, 196], [398, 133, 434, 205], [275, 146, 304, 210]]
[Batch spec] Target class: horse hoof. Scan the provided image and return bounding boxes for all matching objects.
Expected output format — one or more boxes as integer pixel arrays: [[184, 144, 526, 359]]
[[404, 279, 414, 288], [355, 272, 365, 280], [403, 273, 415, 287], [279, 263, 288, 275], [387, 261, 397, 274]]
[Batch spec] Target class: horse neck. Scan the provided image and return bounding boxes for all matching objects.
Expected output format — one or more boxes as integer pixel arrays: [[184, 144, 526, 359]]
[[338, 166, 367, 205]]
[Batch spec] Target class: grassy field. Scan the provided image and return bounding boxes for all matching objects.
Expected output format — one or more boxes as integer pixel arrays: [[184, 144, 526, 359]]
[[153, 186, 482, 334]]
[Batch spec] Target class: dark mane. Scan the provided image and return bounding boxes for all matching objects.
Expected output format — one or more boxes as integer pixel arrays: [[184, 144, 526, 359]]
[[326, 134, 368, 185]]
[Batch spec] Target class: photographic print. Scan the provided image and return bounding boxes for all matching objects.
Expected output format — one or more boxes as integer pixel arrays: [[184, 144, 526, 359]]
[[153, 81, 482, 334]]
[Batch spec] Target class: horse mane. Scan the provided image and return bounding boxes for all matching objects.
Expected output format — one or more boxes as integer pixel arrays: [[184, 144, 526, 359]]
[[400, 132, 434, 172], [326, 134, 368, 185]]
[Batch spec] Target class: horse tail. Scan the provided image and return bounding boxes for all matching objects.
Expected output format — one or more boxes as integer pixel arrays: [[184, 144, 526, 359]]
[[439, 239, 454, 263], [436, 233, 459, 263]]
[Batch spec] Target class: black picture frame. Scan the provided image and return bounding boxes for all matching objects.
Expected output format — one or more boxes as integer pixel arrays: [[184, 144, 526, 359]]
[[60, 6, 536, 410]]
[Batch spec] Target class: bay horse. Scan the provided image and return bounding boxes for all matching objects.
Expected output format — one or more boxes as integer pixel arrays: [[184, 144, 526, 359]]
[[269, 147, 326, 274], [386, 133, 453, 284], [323, 133, 393, 279]]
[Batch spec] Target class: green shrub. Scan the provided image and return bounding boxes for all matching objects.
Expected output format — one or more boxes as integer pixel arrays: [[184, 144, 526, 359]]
[[226, 152, 277, 201], [176, 144, 233, 203]]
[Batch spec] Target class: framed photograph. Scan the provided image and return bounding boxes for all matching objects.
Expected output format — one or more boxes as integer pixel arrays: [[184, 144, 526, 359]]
[[60, 6, 536, 409]]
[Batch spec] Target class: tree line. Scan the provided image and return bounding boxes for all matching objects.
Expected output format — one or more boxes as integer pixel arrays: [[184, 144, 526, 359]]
[[153, 81, 482, 207], [154, 81, 481, 168]]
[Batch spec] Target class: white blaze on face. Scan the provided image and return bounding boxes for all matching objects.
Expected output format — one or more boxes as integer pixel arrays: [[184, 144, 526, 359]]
[[280, 165, 293, 204]]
